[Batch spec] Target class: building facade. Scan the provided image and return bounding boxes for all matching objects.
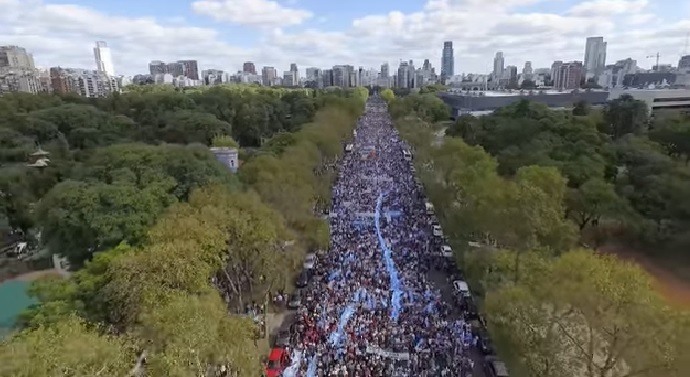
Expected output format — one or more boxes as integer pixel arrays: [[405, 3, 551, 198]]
[[554, 61, 584, 90], [441, 41, 454, 78], [493, 51, 505, 79], [261, 66, 277, 86], [178, 60, 199, 80], [242, 61, 257, 74], [584, 36, 607, 80], [93, 41, 114, 76]]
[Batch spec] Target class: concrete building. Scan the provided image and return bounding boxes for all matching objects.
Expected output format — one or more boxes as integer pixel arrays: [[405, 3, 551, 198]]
[[261, 66, 277, 86], [597, 58, 637, 89], [609, 88, 690, 116], [283, 71, 296, 86], [242, 61, 257, 74], [493, 52, 505, 79], [48, 67, 119, 97], [679, 55, 690, 70], [554, 61, 584, 90], [439, 89, 609, 117], [397, 61, 411, 89], [441, 41, 454, 78], [322, 69, 334, 87], [0, 46, 35, 69], [210, 147, 239, 173], [166, 62, 185, 77], [584, 36, 607, 80], [149, 60, 166, 76], [333, 65, 348, 87], [178, 60, 199, 80], [381, 63, 390, 78], [522, 61, 532, 79], [93, 41, 114, 76]]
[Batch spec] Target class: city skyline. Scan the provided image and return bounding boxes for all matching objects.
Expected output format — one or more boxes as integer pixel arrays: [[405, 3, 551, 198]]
[[1, 0, 689, 76]]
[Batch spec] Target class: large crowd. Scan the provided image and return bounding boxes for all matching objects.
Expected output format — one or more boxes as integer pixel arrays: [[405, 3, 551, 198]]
[[283, 96, 480, 377]]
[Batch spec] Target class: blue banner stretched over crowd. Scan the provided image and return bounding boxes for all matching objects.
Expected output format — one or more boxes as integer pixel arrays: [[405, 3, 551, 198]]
[[375, 193, 404, 321], [306, 355, 318, 377]]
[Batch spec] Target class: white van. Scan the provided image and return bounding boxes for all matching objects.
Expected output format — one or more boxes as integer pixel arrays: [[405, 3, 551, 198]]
[[424, 202, 434, 215], [345, 144, 354, 153], [440, 245, 453, 258], [402, 150, 412, 161]]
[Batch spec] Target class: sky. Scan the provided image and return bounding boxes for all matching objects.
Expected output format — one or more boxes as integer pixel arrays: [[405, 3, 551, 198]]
[[1, 0, 689, 76]]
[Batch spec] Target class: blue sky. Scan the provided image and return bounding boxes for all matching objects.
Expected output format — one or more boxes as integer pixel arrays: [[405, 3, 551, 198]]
[[2, 0, 689, 75]]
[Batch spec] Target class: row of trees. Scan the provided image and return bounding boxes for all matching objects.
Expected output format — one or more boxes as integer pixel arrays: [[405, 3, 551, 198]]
[[0, 86, 366, 265], [0, 87, 366, 375], [447, 96, 690, 253], [389, 92, 690, 377]]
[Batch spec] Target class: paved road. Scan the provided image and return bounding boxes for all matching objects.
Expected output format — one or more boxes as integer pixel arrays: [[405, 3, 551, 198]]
[[278, 96, 488, 377]]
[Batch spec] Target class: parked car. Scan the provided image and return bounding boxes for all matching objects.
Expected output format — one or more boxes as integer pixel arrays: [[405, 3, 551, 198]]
[[432, 225, 443, 237], [477, 330, 495, 355], [264, 347, 290, 377], [440, 245, 453, 258], [303, 253, 317, 270], [287, 290, 303, 309], [453, 280, 471, 298], [295, 270, 310, 288], [484, 356, 509, 377]]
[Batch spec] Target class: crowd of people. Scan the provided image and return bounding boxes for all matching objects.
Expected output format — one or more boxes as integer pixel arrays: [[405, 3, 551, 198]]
[[284, 96, 481, 377]]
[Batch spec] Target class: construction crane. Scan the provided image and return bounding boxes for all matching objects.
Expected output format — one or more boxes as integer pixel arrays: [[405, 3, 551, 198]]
[[646, 52, 660, 71]]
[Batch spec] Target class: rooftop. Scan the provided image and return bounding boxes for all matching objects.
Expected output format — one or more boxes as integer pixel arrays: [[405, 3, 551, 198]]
[[445, 89, 609, 97]]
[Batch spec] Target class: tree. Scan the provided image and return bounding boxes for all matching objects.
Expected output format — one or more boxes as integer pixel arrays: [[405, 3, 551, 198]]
[[35, 180, 174, 265], [649, 119, 690, 163], [380, 88, 395, 103], [139, 293, 260, 377], [486, 250, 690, 377], [566, 178, 627, 231], [572, 100, 590, 116], [601, 95, 649, 139], [0, 316, 135, 377]]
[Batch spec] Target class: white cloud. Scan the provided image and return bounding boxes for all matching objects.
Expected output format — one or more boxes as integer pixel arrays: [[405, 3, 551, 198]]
[[0, 0, 688, 76], [567, 0, 648, 17], [191, 0, 312, 28]]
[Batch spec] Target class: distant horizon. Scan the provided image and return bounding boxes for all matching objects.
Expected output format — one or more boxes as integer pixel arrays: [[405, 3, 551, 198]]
[[1, 0, 689, 76]]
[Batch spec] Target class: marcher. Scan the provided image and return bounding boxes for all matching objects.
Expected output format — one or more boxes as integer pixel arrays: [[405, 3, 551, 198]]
[[285, 96, 477, 377]]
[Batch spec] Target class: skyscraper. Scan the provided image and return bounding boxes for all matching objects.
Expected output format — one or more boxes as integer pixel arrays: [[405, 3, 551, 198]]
[[242, 62, 257, 74], [493, 51, 504, 79], [149, 60, 166, 75], [261, 66, 277, 86], [0, 45, 35, 69], [166, 62, 185, 77], [584, 36, 607, 79], [441, 41, 454, 78], [178, 60, 199, 80], [380, 63, 389, 78], [93, 41, 114, 76]]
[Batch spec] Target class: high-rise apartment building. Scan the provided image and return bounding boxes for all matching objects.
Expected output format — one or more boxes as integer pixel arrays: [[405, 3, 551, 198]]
[[166, 62, 185, 77], [584, 36, 607, 79], [381, 63, 389, 78], [0, 45, 35, 69], [554, 61, 584, 90], [243, 62, 257, 74], [178, 60, 199, 80], [397, 61, 411, 88], [679, 55, 690, 70], [441, 41, 454, 78], [522, 61, 532, 77], [149, 60, 166, 75], [493, 51, 504, 79], [261, 66, 277, 86], [93, 41, 114, 76]]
